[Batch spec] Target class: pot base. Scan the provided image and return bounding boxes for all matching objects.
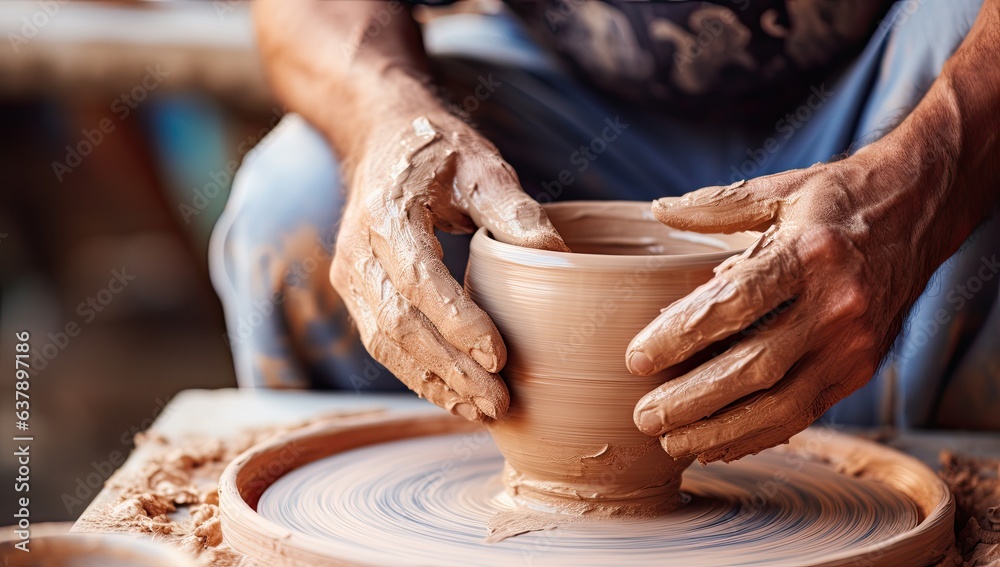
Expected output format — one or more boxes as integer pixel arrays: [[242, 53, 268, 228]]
[[498, 456, 688, 517]]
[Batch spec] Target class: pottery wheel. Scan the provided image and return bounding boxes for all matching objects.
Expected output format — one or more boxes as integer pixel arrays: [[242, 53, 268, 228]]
[[220, 415, 954, 567]]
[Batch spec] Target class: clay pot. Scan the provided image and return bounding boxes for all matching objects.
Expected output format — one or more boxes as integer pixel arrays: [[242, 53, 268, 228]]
[[465, 200, 757, 515]]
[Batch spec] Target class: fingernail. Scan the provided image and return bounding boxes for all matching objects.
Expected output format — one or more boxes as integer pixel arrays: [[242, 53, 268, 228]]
[[628, 351, 655, 375], [473, 396, 499, 419], [653, 197, 678, 214], [471, 347, 499, 373], [664, 433, 691, 457], [452, 401, 482, 421], [635, 407, 664, 436]]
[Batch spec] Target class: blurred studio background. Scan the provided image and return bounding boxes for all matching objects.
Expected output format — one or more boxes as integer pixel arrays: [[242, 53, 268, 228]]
[[0, 1, 270, 522], [1, 0, 998, 526]]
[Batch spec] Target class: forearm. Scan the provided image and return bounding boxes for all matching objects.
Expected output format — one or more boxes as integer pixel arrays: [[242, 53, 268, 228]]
[[853, 0, 1000, 281], [253, 0, 442, 160]]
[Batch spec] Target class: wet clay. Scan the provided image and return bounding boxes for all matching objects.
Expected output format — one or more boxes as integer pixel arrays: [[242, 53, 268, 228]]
[[73, 409, 384, 567], [330, 114, 570, 422], [465, 201, 757, 514], [939, 451, 1000, 565], [225, 413, 955, 566], [71, 427, 273, 567]]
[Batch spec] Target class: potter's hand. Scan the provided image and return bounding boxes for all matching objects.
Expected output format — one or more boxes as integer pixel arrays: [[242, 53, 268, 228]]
[[332, 110, 568, 422], [255, 0, 566, 419], [626, 151, 969, 462], [625, 0, 1000, 459]]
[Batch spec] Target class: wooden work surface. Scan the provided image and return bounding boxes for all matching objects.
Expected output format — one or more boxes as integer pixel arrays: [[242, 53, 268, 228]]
[[71, 387, 1000, 533], [72, 388, 439, 529]]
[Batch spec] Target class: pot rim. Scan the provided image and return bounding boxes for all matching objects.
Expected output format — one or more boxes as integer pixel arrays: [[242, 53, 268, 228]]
[[471, 200, 760, 269]]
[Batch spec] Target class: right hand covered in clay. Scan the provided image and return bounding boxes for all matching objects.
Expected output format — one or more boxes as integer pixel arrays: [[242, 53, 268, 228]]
[[331, 107, 569, 422]]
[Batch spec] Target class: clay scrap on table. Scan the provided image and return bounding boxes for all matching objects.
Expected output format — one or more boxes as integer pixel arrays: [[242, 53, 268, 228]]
[[938, 450, 1000, 566], [73, 409, 384, 567], [73, 408, 998, 567]]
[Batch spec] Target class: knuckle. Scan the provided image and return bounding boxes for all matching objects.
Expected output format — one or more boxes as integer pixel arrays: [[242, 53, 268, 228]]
[[728, 344, 774, 390], [845, 326, 878, 354], [362, 191, 385, 218], [809, 384, 849, 420], [375, 302, 409, 339], [799, 226, 848, 263], [744, 364, 780, 391], [364, 332, 393, 362], [783, 412, 813, 437], [857, 357, 879, 379], [329, 254, 349, 292], [829, 277, 870, 321], [771, 388, 812, 425]]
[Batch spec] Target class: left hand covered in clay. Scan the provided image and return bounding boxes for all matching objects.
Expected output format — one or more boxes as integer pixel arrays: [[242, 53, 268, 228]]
[[625, 159, 939, 463]]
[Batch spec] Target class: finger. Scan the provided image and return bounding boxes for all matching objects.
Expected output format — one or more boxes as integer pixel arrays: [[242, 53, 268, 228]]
[[661, 355, 855, 462], [634, 304, 815, 436], [652, 179, 777, 234], [349, 291, 486, 422], [346, 243, 510, 419], [684, 419, 804, 464], [368, 202, 507, 373], [420, 151, 478, 235], [458, 153, 571, 252], [626, 243, 801, 376], [653, 180, 776, 234], [367, 336, 485, 422]]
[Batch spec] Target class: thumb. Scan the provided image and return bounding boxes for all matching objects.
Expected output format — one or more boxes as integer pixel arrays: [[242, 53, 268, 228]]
[[654, 180, 776, 234], [463, 157, 571, 252]]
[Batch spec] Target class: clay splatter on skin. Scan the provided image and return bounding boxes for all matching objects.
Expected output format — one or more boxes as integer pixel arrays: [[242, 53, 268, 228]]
[[331, 115, 570, 423]]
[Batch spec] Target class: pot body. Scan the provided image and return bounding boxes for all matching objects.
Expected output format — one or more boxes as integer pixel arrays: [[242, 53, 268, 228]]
[[466, 201, 755, 514]]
